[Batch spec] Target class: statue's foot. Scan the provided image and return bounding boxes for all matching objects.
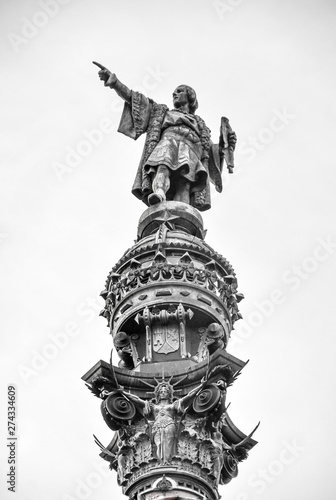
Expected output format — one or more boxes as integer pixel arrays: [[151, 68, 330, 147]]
[[148, 191, 166, 206]]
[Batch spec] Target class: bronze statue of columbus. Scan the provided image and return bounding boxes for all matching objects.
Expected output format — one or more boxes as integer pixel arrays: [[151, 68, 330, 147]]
[[93, 62, 237, 211]]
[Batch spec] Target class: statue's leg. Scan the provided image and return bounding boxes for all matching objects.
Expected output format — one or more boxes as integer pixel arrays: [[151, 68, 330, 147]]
[[154, 430, 162, 462], [163, 425, 175, 464], [174, 177, 190, 204], [117, 455, 126, 485], [148, 165, 170, 205]]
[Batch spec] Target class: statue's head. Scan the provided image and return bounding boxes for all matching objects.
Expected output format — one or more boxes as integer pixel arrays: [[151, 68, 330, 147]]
[[172, 85, 198, 114], [154, 382, 173, 402], [216, 379, 227, 391]]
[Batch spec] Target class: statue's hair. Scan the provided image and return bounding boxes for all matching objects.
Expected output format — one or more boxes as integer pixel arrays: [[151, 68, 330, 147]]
[[178, 84, 199, 114]]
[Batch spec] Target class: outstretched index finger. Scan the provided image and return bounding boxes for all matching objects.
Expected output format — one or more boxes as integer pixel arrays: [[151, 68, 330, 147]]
[[92, 61, 107, 70]]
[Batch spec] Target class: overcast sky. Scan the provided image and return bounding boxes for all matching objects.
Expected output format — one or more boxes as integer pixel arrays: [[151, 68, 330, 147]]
[[1, 1, 336, 499]]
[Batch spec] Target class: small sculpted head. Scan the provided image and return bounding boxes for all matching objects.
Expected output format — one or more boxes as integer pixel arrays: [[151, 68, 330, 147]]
[[216, 379, 227, 391], [155, 382, 173, 402], [99, 389, 110, 399], [172, 85, 198, 114]]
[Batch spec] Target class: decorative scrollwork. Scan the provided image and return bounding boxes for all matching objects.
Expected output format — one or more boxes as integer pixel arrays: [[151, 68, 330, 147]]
[[156, 475, 173, 492], [221, 453, 239, 484], [193, 384, 221, 416], [105, 392, 136, 421], [101, 401, 121, 431]]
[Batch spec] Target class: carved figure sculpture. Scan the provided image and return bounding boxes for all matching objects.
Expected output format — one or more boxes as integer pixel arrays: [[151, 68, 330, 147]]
[[209, 431, 226, 485], [114, 332, 134, 369], [121, 380, 205, 464], [93, 62, 237, 211], [116, 440, 134, 486]]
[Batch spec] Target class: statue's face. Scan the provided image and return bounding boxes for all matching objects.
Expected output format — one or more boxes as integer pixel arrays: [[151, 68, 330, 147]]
[[172, 86, 189, 108], [158, 386, 170, 400]]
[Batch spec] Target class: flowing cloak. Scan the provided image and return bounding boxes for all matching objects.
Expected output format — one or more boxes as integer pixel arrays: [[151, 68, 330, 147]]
[[117, 90, 224, 212]]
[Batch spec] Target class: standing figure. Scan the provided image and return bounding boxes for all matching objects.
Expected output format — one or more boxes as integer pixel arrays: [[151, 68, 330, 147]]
[[120, 380, 205, 464], [150, 384, 179, 464], [93, 62, 237, 211]]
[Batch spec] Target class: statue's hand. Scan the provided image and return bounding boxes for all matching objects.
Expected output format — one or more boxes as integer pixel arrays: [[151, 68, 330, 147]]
[[228, 131, 237, 151], [92, 61, 117, 88]]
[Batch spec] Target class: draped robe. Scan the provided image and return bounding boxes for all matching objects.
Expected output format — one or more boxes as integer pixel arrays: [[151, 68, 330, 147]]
[[117, 90, 224, 211]]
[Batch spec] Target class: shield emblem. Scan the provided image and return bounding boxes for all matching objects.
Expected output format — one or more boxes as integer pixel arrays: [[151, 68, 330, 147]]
[[152, 324, 179, 354]]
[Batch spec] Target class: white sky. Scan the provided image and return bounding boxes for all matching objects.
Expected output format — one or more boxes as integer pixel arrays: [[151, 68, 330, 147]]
[[1, 0, 336, 499]]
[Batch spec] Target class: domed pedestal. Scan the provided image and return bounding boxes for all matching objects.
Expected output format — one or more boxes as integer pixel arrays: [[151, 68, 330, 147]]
[[137, 201, 205, 240]]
